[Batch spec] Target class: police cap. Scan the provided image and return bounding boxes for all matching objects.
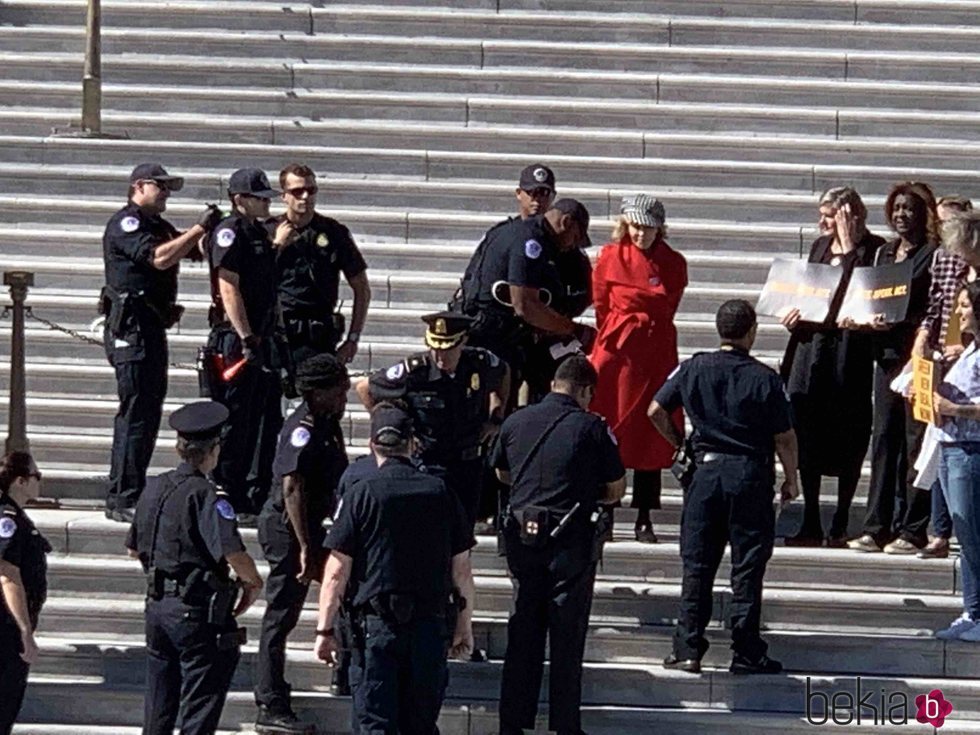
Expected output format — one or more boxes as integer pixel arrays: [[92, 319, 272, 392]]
[[370, 403, 414, 447], [168, 401, 229, 441], [552, 198, 593, 248], [129, 162, 184, 192], [422, 311, 474, 350], [228, 168, 280, 199], [519, 163, 555, 192], [294, 353, 349, 393]]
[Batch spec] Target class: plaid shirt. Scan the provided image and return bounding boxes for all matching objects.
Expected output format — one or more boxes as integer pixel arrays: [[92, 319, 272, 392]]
[[921, 249, 970, 349]]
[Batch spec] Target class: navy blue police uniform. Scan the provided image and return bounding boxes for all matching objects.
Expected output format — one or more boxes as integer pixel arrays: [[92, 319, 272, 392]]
[[367, 312, 507, 530], [273, 213, 367, 367], [102, 165, 186, 517], [490, 392, 624, 734], [654, 346, 793, 668], [205, 170, 283, 516], [126, 402, 248, 735], [254, 400, 348, 726], [325, 413, 473, 733], [0, 494, 50, 735]]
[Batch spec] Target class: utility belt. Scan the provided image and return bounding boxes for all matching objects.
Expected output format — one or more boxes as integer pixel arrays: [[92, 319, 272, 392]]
[[353, 591, 463, 629], [146, 567, 241, 628], [99, 285, 183, 333], [282, 311, 345, 348], [197, 322, 285, 399], [503, 503, 612, 562], [468, 305, 530, 345]]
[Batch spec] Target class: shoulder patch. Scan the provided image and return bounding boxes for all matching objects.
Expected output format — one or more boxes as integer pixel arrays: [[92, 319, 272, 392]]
[[290, 426, 311, 448], [0, 517, 17, 538], [525, 239, 542, 259], [215, 228, 236, 248], [386, 363, 405, 381], [120, 215, 140, 233], [215, 498, 236, 521]]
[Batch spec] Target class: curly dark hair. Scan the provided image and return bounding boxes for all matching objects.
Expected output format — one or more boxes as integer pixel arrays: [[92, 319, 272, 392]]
[[884, 181, 940, 246], [0, 451, 34, 494], [295, 353, 349, 393]]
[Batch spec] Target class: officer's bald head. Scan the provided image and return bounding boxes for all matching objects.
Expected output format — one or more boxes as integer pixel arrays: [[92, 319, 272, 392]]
[[716, 299, 757, 348], [551, 355, 598, 409]]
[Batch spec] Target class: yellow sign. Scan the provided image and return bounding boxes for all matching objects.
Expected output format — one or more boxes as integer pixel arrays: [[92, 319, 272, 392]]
[[912, 355, 941, 426]]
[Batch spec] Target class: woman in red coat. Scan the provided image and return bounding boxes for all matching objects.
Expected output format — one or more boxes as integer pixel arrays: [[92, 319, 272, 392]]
[[590, 195, 688, 543]]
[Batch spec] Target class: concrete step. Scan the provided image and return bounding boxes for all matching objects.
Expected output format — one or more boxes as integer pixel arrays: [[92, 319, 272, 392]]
[[40, 555, 967, 632]]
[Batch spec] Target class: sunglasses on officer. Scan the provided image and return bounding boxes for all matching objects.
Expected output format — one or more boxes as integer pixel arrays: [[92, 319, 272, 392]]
[[285, 186, 318, 198], [139, 179, 171, 193], [522, 186, 553, 199]]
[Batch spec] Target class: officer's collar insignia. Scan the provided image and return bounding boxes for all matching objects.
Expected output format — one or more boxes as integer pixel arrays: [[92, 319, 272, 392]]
[[525, 239, 542, 259], [291, 426, 312, 448], [435, 318, 447, 335], [386, 363, 405, 381], [317, 233, 329, 247], [470, 373, 480, 391], [120, 216, 140, 233], [216, 228, 236, 248], [215, 498, 237, 521], [0, 517, 16, 538]]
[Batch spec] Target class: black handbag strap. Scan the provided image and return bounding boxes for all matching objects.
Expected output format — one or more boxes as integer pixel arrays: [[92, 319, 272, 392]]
[[510, 409, 578, 492]]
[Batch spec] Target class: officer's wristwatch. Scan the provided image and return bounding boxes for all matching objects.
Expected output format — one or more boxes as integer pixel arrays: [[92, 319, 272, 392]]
[[316, 627, 335, 637], [346, 331, 361, 344]]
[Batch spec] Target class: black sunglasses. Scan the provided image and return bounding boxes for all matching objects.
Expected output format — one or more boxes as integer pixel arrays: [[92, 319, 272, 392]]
[[286, 186, 318, 198]]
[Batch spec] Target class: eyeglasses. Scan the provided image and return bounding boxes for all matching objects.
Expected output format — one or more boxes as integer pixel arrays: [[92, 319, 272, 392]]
[[139, 179, 170, 192], [522, 187, 553, 198], [286, 186, 318, 198]]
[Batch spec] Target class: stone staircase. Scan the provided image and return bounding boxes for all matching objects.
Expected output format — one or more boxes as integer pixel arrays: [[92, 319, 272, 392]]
[[1, 0, 979, 731]]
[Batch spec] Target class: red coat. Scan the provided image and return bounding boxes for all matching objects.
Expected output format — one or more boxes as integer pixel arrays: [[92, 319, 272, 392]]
[[589, 239, 687, 470]]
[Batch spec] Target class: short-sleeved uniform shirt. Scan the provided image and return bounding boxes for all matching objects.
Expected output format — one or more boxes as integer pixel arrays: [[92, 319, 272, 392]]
[[490, 392, 625, 512], [0, 495, 50, 631], [368, 348, 506, 464], [103, 203, 180, 316], [273, 213, 367, 318], [654, 347, 794, 458], [126, 463, 245, 580], [268, 401, 349, 540], [465, 214, 564, 313], [208, 213, 278, 338], [324, 456, 473, 608]]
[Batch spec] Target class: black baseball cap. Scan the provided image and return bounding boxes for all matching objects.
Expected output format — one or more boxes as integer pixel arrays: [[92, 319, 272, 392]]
[[370, 403, 414, 447], [519, 163, 555, 192], [228, 168, 279, 199], [552, 198, 592, 248], [168, 400, 229, 441], [129, 163, 184, 191]]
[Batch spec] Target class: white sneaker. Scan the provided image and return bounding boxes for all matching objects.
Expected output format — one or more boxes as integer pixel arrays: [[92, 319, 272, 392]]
[[936, 613, 976, 640]]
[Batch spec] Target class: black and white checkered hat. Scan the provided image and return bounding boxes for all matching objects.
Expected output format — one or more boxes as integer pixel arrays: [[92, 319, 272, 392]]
[[620, 194, 666, 228]]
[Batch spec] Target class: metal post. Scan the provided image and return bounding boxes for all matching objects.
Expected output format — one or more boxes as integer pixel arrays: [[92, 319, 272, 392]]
[[80, 0, 102, 134], [5, 271, 34, 455]]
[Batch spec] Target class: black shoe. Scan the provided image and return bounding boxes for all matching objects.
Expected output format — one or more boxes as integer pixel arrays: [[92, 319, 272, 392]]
[[255, 705, 314, 734], [468, 647, 488, 663], [105, 507, 135, 523], [730, 653, 783, 675], [662, 653, 701, 674]]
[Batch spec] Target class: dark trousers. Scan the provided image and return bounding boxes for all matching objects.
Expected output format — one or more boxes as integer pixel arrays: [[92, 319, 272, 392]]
[[798, 465, 862, 539], [932, 479, 953, 539], [106, 324, 168, 511], [349, 614, 449, 734], [428, 457, 485, 533], [0, 626, 29, 735], [673, 457, 775, 662], [215, 363, 283, 515], [255, 510, 320, 711], [500, 533, 596, 732], [143, 596, 241, 735], [631, 469, 662, 513], [862, 364, 930, 545]]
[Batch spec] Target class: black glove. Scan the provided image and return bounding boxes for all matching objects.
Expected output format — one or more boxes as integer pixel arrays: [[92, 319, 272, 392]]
[[197, 204, 223, 232], [242, 334, 263, 366], [572, 322, 598, 354]]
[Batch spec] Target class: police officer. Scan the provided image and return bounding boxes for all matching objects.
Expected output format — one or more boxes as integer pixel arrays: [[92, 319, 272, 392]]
[[357, 311, 509, 530], [459, 199, 597, 384], [314, 402, 476, 732], [273, 163, 371, 373], [0, 452, 48, 735], [647, 299, 799, 675], [126, 401, 264, 735], [103, 163, 222, 521], [490, 355, 626, 735], [254, 355, 351, 734], [205, 168, 291, 519]]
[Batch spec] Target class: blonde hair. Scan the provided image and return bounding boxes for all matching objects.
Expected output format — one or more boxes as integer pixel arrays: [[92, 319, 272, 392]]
[[818, 186, 868, 227], [610, 215, 667, 244], [943, 211, 980, 261]]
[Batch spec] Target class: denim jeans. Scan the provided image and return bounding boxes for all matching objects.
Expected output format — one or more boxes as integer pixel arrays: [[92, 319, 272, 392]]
[[932, 478, 953, 539], [939, 443, 980, 619]]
